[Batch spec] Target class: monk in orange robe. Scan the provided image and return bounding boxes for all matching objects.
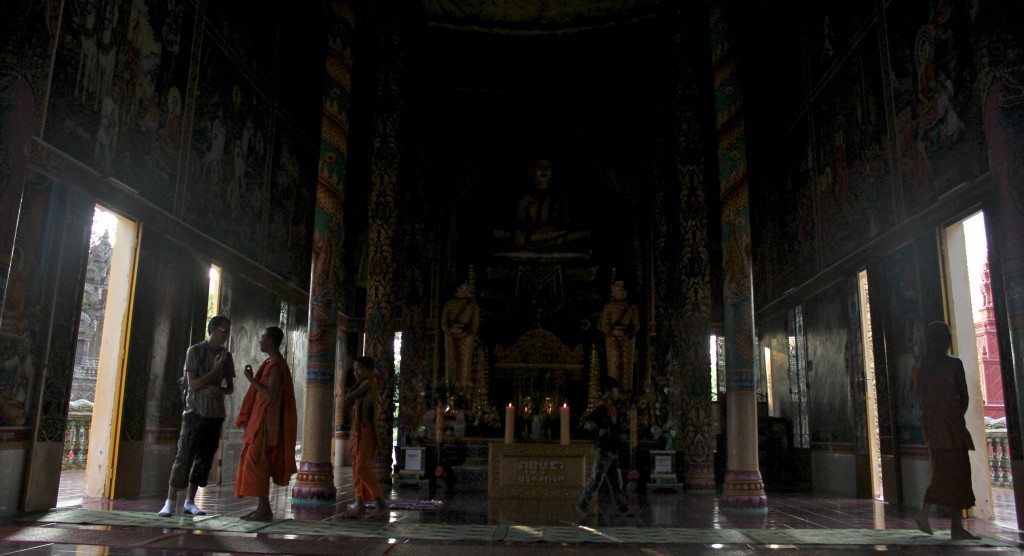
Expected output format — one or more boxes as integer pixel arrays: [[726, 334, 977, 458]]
[[234, 326, 297, 521], [913, 321, 978, 540], [341, 355, 387, 518]]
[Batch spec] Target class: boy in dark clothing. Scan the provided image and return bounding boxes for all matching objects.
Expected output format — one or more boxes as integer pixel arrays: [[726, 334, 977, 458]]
[[576, 377, 631, 515]]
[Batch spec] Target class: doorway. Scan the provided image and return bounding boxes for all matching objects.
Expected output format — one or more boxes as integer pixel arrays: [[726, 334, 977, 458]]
[[943, 210, 1015, 526], [57, 206, 139, 506]]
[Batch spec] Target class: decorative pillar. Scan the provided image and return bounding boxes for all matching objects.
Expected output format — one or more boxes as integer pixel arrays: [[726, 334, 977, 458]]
[[649, 5, 715, 494], [673, 4, 715, 493], [364, 12, 403, 480], [292, 4, 354, 503], [710, 0, 766, 513]]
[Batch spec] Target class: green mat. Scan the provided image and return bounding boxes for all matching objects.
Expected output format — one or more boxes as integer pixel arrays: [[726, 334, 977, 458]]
[[17, 509, 1018, 547], [18, 508, 270, 533]]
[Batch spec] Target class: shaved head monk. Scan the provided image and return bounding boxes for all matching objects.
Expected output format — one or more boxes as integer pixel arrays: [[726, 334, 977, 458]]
[[234, 326, 297, 521]]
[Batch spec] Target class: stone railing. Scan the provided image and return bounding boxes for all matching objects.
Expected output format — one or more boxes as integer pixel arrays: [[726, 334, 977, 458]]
[[986, 429, 1012, 488], [62, 400, 94, 470]]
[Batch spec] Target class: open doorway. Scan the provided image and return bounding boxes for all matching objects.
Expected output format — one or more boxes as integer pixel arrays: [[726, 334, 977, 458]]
[[943, 211, 1015, 528], [58, 206, 139, 506]]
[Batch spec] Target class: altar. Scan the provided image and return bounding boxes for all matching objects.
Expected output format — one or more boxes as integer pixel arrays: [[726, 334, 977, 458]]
[[488, 441, 593, 498]]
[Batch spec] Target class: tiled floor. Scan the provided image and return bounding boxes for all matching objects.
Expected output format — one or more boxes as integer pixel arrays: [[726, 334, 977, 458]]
[[0, 468, 1019, 555]]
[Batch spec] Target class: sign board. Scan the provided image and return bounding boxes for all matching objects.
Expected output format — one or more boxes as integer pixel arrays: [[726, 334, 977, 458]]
[[489, 442, 593, 498], [403, 447, 424, 472]]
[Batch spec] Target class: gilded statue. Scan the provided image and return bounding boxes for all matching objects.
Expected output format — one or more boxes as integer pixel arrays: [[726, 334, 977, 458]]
[[441, 281, 480, 392], [494, 158, 590, 254], [599, 279, 639, 390]]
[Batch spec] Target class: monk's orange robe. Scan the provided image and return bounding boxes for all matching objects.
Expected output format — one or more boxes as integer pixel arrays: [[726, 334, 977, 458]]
[[235, 356, 297, 497], [350, 378, 383, 500]]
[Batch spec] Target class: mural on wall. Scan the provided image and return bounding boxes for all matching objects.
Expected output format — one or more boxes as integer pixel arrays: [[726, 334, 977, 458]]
[[265, 124, 315, 286], [1, 0, 61, 89], [973, 0, 1024, 460], [888, 0, 985, 212], [2, 0, 56, 283], [804, 3, 868, 84], [756, 120, 815, 305], [884, 242, 925, 446], [0, 66, 37, 307], [803, 281, 856, 446], [0, 239, 37, 428], [204, 0, 278, 86], [0, 172, 64, 430], [45, 0, 195, 210], [184, 36, 271, 262], [812, 33, 895, 265]]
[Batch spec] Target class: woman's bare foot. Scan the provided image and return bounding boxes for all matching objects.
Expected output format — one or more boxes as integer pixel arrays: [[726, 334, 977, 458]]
[[915, 514, 933, 535], [243, 512, 273, 522], [240, 509, 257, 520], [951, 528, 979, 540]]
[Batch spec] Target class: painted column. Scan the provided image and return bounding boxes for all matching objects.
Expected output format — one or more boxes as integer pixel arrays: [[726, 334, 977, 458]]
[[364, 12, 403, 479], [709, 0, 766, 513], [649, 5, 715, 494], [673, 5, 715, 493], [292, 3, 354, 503]]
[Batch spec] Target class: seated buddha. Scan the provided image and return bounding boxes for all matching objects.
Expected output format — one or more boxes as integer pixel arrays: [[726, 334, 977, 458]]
[[493, 158, 590, 260]]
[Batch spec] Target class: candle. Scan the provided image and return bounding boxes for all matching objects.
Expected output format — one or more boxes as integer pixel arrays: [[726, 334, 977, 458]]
[[435, 406, 443, 443], [505, 403, 515, 444], [626, 407, 634, 450], [560, 403, 570, 445]]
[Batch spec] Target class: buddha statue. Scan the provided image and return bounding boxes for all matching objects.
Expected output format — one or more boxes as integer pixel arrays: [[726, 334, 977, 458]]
[[493, 158, 590, 259]]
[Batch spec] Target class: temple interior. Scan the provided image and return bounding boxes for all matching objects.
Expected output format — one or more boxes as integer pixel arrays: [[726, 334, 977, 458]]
[[1, 0, 1024, 552]]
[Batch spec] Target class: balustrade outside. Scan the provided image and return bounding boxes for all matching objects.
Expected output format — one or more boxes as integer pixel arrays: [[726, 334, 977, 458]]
[[986, 429, 1012, 488], [62, 403, 93, 470]]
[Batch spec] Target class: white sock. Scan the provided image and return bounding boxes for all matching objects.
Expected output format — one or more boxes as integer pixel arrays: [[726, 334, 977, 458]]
[[183, 499, 204, 514], [158, 499, 173, 515]]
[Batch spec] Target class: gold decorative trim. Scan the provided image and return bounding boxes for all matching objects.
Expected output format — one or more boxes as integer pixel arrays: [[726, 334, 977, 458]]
[[495, 328, 583, 367]]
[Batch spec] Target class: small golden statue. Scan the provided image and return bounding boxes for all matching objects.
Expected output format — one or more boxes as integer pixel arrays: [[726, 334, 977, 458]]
[[441, 280, 480, 393], [599, 279, 639, 390]]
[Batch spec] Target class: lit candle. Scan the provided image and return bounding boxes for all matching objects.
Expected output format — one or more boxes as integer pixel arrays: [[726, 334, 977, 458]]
[[505, 403, 515, 444], [629, 407, 638, 450], [560, 403, 570, 445], [435, 405, 443, 443]]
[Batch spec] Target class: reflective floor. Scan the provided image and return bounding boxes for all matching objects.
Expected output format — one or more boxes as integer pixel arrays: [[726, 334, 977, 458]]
[[0, 467, 1019, 555]]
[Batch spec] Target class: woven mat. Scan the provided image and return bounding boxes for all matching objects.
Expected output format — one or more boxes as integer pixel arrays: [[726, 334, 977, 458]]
[[14, 510, 1018, 547], [0, 524, 167, 546], [142, 532, 373, 555], [740, 527, 1016, 547], [18, 508, 269, 533]]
